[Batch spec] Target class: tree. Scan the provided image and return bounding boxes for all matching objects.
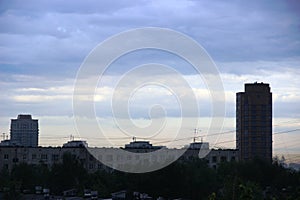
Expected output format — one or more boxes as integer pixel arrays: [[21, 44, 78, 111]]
[[49, 152, 88, 194]]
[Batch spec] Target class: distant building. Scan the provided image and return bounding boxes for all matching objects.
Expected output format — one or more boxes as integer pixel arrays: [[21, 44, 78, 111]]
[[124, 140, 164, 150], [10, 114, 39, 147], [236, 82, 272, 162], [181, 142, 237, 169], [188, 142, 209, 150], [63, 140, 88, 148], [0, 139, 11, 146]]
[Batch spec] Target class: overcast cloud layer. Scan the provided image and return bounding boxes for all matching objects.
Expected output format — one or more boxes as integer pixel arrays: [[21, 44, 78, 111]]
[[0, 0, 300, 157]]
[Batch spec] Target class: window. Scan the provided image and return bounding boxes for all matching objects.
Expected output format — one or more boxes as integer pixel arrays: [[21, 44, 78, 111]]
[[4, 154, 9, 160], [117, 155, 122, 161], [212, 156, 217, 163], [32, 154, 37, 160], [136, 155, 140, 160], [89, 155, 94, 161], [221, 156, 227, 162], [4, 164, 8, 169], [106, 155, 113, 162], [152, 155, 157, 162], [89, 163, 94, 169], [23, 154, 27, 160], [41, 154, 48, 160], [52, 154, 59, 161]]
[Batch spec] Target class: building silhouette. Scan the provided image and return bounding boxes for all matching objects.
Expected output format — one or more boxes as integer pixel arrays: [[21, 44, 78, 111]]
[[10, 114, 39, 147], [0, 140, 237, 172], [236, 82, 272, 162]]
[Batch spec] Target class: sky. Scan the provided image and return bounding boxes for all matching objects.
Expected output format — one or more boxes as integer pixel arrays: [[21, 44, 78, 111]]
[[0, 0, 300, 162]]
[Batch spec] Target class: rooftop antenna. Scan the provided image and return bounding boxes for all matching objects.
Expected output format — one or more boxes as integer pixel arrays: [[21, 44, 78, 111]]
[[70, 134, 74, 141], [193, 128, 201, 143]]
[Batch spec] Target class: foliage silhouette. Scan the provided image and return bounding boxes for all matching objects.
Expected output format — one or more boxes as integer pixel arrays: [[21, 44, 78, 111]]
[[1, 153, 300, 199]]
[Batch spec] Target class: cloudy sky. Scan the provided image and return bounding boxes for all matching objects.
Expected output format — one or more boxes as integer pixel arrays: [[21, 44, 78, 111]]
[[0, 0, 300, 161]]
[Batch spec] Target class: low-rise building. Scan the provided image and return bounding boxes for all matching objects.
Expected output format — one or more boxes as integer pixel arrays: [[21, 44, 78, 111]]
[[0, 140, 238, 173], [0, 139, 12, 146]]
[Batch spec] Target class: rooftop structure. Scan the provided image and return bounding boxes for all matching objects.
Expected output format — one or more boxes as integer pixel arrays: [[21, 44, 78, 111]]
[[63, 140, 88, 148]]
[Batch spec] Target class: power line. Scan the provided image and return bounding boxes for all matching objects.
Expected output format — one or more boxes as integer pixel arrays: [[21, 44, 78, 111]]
[[39, 118, 299, 140], [38, 127, 300, 148], [211, 128, 300, 147], [151, 130, 236, 145], [273, 128, 300, 135]]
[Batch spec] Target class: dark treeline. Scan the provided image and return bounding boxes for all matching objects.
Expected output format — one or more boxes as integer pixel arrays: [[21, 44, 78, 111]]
[[0, 153, 300, 199]]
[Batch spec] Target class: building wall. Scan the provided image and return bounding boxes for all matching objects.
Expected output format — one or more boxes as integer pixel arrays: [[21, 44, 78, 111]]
[[0, 146, 238, 173], [236, 82, 272, 162], [0, 146, 97, 172]]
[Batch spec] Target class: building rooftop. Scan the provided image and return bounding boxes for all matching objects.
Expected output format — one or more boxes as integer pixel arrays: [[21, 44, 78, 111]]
[[124, 140, 165, 149], [245, 82, 270, 93], [63, 140, 88, 148], [189, 142, 209, 150], [17, 114, 33, 120]]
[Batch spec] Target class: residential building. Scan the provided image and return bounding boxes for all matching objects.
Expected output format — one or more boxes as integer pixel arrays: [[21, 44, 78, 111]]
[[236, 82, 272, 162], [10, 114, 39, 147], [0, 140, 237, 173]]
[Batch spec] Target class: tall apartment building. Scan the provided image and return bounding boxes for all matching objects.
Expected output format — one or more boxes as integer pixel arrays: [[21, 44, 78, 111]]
[[236, 82, 272, 162], [10, 114, 39, 147]]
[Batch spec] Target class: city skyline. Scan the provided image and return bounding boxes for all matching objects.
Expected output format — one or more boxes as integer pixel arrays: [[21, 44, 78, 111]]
[[0, 0, 299, 164]]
